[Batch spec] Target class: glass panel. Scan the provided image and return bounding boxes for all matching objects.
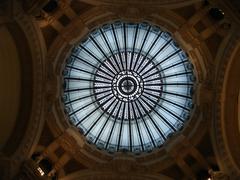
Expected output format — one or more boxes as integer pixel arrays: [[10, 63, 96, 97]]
[[62, 21, 196, 153]]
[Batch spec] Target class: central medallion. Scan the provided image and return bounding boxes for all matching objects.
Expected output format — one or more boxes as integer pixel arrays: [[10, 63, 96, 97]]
[[112, 71, 143, 101], [94, 51, 162, 120]]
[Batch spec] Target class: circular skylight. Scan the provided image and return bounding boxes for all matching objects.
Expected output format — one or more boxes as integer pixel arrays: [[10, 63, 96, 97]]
[[62, 22, 195, 154]]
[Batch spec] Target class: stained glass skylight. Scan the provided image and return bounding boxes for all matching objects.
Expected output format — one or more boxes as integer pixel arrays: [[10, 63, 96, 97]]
[[62, 21, 195, 154]]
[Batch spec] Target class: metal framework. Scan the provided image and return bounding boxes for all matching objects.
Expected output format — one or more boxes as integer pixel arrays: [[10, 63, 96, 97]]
[[62, 22, 195, 153]]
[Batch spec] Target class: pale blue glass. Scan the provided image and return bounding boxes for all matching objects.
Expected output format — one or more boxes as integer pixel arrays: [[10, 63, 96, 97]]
[[62, 21, 195, 153]]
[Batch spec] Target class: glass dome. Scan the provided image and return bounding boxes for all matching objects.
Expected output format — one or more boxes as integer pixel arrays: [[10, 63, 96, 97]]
[[62, 21, 195, 154]]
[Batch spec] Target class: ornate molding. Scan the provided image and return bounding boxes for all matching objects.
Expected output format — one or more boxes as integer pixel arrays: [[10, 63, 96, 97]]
[[22, 0, 48, 15], [212, 28, 240, 178], [3, 1, 47, 177], [45, 3, 215, 176]]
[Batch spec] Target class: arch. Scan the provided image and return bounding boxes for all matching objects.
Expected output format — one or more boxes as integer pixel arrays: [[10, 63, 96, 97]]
[[212, 31, 240, 178], [0, 2, 46, 178]]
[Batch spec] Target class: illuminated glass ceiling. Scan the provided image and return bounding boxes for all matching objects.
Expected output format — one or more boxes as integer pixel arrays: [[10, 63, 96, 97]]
[[62, 21, 195, 154]]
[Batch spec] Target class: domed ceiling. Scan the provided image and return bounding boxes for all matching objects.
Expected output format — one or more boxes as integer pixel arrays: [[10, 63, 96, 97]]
[[3, 0, 238, 179], [62, 21, 195, 153]]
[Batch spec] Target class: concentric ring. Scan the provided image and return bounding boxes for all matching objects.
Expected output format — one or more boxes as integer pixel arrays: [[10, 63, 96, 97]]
[[94, 51, 162, 121], [112, 71, 142, 99], [62, 21, 195, 153]]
